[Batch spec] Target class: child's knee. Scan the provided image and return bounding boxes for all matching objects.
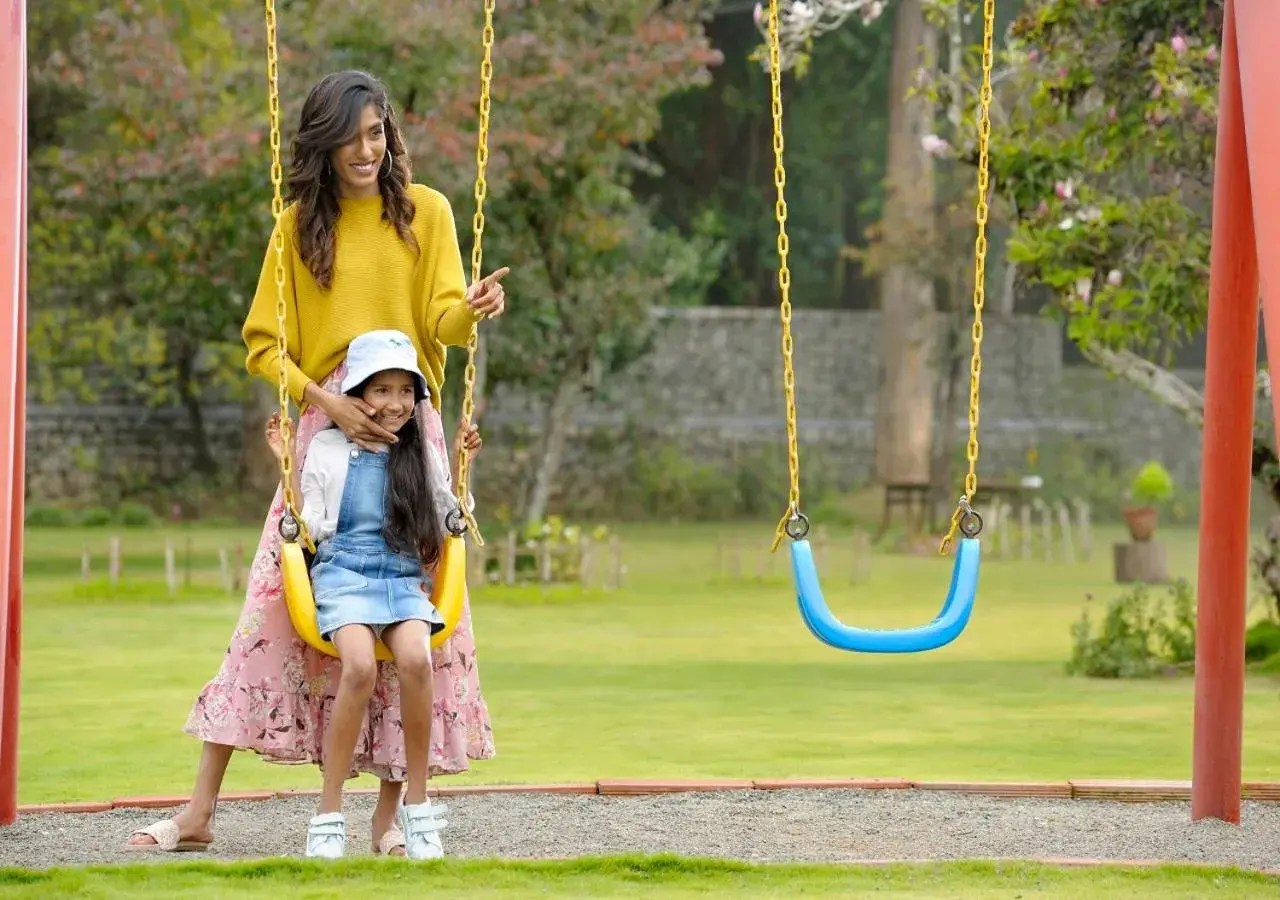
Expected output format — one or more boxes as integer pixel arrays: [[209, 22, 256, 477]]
[[340, 654, 378, 695], [395, 645, 432, 687]]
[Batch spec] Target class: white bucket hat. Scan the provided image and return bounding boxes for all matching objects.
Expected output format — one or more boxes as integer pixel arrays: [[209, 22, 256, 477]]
[[340, 329, 429, 403]]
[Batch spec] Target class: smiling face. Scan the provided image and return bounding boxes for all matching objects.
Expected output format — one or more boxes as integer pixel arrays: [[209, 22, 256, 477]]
[[361, 370, 417, 433], [329, 103, 387, 199]]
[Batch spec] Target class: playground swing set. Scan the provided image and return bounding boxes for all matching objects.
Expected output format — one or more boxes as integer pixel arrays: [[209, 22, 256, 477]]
[[0, 0, 1278, 831]]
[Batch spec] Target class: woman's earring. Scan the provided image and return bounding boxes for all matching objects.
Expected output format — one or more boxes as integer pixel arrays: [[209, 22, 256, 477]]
[[382, 152, 393, 177]]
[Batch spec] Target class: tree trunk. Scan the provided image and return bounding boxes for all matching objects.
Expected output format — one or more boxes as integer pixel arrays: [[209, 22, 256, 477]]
[[874, 0, 939, 486], [1077, 344, 1279, 499], [996, 258, 1018, 316], [927, 0, 970, 517], [166, 333, 218, 477], [930, 308, 967, 519], [523, 368, 582, 528], [1076, 344, 1209, 429]]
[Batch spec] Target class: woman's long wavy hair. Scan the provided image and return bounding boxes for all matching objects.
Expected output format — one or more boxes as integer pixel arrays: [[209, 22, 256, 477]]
[[286, 70, 418, 289]]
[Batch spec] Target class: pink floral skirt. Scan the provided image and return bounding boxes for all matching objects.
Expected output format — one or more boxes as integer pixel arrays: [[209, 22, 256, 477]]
[[184, 367, 495, 781]]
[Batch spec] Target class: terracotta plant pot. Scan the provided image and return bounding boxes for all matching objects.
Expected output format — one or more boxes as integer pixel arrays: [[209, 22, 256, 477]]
[[1122, 506, 1158, 542]]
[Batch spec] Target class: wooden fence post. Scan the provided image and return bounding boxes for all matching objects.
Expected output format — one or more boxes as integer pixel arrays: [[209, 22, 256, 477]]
[[108, 536, 121, 589], [165, 539, 177, 597]]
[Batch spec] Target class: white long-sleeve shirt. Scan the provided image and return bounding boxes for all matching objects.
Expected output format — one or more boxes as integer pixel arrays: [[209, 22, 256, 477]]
[[300, 427, 471, 545]]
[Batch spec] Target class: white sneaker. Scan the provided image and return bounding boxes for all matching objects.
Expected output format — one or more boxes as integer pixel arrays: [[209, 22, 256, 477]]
[[397, 800, 448, 860], [305, 812, 346, 859]]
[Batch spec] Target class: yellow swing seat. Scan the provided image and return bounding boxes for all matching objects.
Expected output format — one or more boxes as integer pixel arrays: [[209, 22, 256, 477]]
[[279, 510, 469, 660]]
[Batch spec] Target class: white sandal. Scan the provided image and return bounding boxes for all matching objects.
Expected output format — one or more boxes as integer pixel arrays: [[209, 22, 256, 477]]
[[397, 800, 448, 860], [126, 818, 213, 852], [375, 823, 406, 856], [127, 805, 216, 853], [306, 812, 347, 859]]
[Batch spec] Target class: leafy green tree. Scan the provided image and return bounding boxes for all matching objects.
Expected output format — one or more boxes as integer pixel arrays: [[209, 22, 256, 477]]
[[911, 1, 1230, 468], [29, 0, 269, 472], [994, 0, 1219, 363], [467, 0, 724, 524], [29, 0, 723, 516], [925, 1, 1280, 610]]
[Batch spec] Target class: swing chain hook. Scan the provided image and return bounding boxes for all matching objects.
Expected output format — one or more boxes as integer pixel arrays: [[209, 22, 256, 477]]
[[444, 506, 469, 539], [771, 503, 811, 550], [279, 513, 300, 543], [784, 506, 810, 541], [957, 496, 983, 538], [940, 496, 983, 556]]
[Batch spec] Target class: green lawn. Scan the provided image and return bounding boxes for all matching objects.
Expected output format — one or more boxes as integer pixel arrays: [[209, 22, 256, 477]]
[[16, 522, 1280, 804], [0, 857, 1275, 899]]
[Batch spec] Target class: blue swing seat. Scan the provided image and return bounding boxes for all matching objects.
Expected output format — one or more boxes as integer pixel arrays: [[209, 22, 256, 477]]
[[791, 537, 980, 653]]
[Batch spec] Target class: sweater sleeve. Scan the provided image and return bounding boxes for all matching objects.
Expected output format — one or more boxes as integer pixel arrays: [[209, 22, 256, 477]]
[[243, 214, 312, 406], [423, 192, 482, 348]]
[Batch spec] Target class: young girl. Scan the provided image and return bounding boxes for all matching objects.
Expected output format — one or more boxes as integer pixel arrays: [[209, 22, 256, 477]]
[[268, 328, 481, 860]]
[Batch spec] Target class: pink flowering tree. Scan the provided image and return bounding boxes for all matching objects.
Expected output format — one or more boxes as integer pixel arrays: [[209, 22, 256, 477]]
[[750, 0, 888, 74], [990, 1, 1280, 612], [987, 2, 1233, 466], [916, 2, 1225, 425], [994, 1, 1220, 360]]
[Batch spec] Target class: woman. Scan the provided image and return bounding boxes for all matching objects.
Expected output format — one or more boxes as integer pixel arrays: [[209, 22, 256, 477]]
[[127, 70, 506, 856]]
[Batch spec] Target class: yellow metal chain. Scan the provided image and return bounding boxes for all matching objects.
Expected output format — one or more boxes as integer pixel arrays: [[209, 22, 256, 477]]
[[766, 0, 802, 553], [938, 0, 994, 557], [453, 0, 496, 548], [264, 0, 312, 552]]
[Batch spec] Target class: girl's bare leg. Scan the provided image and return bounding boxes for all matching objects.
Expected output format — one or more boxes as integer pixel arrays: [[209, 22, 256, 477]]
[[318, 625, 379, 814], [380, 620, 433, 806]]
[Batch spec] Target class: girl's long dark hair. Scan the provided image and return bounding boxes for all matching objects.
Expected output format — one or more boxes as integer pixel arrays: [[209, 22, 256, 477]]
[[382, 417, 444, 570], [286, 70, 418, 289]]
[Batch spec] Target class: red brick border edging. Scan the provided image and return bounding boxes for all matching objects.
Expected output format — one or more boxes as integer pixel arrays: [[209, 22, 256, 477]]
[[15, 778, 1280, 815]]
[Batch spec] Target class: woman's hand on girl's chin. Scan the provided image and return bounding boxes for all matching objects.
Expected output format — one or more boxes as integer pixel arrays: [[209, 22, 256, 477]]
[[309, 385, 399, 452]]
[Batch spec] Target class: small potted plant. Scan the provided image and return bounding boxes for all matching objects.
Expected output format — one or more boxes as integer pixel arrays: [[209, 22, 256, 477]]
[[1122, 461, 1174, 542]]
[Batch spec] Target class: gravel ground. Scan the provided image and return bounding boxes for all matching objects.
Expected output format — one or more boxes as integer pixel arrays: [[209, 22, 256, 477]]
[[2, 790, 1278, 872]]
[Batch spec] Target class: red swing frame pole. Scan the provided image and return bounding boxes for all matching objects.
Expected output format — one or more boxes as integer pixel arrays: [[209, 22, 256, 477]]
[[0, 0, 26, 827], [1192, 0, 1280, 825]]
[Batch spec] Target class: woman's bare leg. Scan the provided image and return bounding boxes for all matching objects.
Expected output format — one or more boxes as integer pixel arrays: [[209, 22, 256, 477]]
[[126, 741, 232, 845], [372, 779, 405, 854]]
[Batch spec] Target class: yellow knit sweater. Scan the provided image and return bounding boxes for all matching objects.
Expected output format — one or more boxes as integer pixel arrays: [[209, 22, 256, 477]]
[[242, 183, 480, 409]]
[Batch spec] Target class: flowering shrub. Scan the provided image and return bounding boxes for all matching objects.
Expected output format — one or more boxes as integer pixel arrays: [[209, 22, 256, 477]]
[[996, 1, 1222, 358], [915, 0, 1222, 360]]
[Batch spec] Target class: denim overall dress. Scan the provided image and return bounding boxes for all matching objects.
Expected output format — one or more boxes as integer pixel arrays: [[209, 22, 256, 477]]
[[311, 444, 445, 641]]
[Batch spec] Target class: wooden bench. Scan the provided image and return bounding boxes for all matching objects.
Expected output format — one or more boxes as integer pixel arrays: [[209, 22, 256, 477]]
[[876, 481, 1037, 539]]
